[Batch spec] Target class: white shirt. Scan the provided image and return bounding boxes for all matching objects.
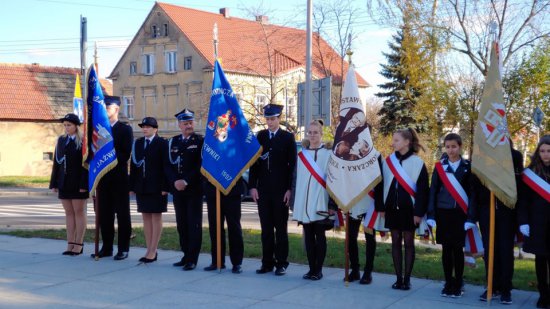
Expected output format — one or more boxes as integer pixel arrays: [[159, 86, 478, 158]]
[[448, 159, 461, 172]]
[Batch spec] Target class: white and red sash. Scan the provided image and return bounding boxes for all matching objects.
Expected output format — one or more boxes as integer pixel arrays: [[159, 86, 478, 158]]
[[386, 153, 416, 197], [465, 225, 484, 255], [298, 150, 326, 188], [363, 191, 377, 229], [522, 168, 550, 203], [434, 161, 469, 214]]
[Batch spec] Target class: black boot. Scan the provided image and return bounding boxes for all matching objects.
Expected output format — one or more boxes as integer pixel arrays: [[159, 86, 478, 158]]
[[346, 268, 360, 282], [359, 271, 372, 285]]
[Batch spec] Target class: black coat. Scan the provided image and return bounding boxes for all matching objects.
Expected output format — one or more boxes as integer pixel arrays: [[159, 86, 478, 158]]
[[49, 136, 88, 192], [249, 128, 297, 194], [129, 135, 169, 194], [517, 166, 550, 255], [164, 133, 204, 196], [98, 121, 133, 189], [427, 158, 471, 219]]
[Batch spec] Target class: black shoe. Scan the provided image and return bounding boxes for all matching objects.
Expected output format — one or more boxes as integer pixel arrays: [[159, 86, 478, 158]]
[[479, 289, 500, 301], [346, 269, 360, 282], [359, 272, 372, 285], [256, 266, 274, 274], [232, 265, 242, 274], [204, 264, 225, 271], [275, 266, 287, 276], [500, 291, 512, 305], [183, 263, 196, 271], [303, 271, 313, 280], [141, 253, 157, 264], [536, 296, 548, 308], [173, 258, 185, 267], [90, 249, 113, 259], [441, 282, 452, 297], [392, 279, 403, 290], [114, 252, 129, 261], [401, 279, 411, 291], [310, 272, 323, 281]]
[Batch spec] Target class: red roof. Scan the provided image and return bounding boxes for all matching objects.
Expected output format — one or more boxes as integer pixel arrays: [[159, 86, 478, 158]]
[[155, 2, 369, 86], [0, 64, 79, 121]]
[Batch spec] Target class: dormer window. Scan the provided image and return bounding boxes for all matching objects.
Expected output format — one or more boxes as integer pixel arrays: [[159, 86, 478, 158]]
[[163, 24, 169, 36]]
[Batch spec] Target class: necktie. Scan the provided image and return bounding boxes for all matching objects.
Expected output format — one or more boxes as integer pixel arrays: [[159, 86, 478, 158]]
[[145, 139, 150, 149], [270, 132, 274, 139]]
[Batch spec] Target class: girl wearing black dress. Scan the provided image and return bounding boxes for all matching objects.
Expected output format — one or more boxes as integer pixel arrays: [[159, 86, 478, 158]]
[[130, 117, 168, 263], [518, 135, 550, 308], [380, 128, 429, 290], [427, 133, 471, 297], [49, 113, 89, 256]]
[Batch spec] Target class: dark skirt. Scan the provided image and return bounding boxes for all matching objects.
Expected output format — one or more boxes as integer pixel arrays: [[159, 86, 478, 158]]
[[435, 208, 466, 246], [136, 193, 168, 213], [58, 189, 89, 200], [385, 204, 416, 231]]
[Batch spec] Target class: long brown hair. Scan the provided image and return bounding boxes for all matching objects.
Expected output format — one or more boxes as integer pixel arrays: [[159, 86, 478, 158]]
[[396, 127, 425, 153], [529, 135, 550, 178]]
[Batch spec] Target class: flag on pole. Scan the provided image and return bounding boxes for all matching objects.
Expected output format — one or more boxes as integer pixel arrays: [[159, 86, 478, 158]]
[[471, 41, 517, 208], [201, 60, 262, 195], [82, 65, 117, 194], [73, 74, 84, 123], [326, 66, 382, 211]]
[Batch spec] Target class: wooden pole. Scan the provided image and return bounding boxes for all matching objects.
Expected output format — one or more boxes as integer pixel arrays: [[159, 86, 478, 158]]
[[93, 189, 100, 261], [344, 212, 350, 286], [216, 188, 222, 271], [487, 191, 496, 304]]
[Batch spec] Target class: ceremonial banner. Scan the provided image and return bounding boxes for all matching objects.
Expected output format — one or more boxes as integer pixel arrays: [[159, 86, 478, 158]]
[[471, 41, 517, 208], [327, 66, 382, 211], [201, 60, 262, 195], [82, 65, 117, 194]]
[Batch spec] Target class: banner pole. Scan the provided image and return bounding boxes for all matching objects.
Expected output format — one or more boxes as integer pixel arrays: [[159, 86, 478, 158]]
[[487, 191, 496, 304], [344, 212, 350, 287], [216, 188, 222, 272], [94, 189, 100, 261]]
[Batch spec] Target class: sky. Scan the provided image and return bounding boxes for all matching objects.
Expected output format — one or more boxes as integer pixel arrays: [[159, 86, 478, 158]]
[[0, 0, 395, 99]]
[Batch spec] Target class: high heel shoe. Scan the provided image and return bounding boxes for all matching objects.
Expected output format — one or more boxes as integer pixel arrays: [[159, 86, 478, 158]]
[[143, 252, 158, 263], [69, 242, 83, 256]]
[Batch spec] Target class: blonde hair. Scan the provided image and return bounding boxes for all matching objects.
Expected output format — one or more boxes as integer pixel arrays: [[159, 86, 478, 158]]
[[309, 119, 324, 130], [396, 127, 425, 153], [64, 124, 83, 149]]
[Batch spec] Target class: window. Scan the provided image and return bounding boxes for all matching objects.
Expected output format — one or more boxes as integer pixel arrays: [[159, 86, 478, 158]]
[[151, 25, 158, 38], [129, 62, 137, 75], [287, 97, 296, 119], [235, 93, 243, 105], [165, 51, 177, 73], [163, 24, 169, 36], [143, 54, 155, 75], [43, 152, 53, 161], [184, 56, 192, 70], [255, 94, 268, 114], [122, 96, 135, 119]]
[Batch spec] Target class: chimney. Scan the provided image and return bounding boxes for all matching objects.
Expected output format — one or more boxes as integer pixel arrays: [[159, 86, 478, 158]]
[[255, 15, 269, 24], [220, 8, 230, 18]]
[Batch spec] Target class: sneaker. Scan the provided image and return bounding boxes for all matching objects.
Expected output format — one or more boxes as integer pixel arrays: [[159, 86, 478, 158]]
[[441, 285, 451, 297], [500, 292, 512, 305], [451, 287, 464, 298], [479, 290, 501, 301]]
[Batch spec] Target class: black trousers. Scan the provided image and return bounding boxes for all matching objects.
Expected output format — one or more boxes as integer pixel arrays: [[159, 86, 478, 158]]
[[303, 222, 327, 274], [257, 191, 289, 268], [97, 184, 131, 253], [173, 193, 203, 264], [348, 216, 376, 274], [479, 205, 516, 293], [206, 193, 244, 267], [536, 255, 550, 298]]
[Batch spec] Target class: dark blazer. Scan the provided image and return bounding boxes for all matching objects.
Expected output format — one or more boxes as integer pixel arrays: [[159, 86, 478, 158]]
[[249, 128, 297, 194], [129, 135, 169, 194], [49, 136, 88, 192], [517, 166, 550, 255], [203, 178, 245, 198], [427, 158, 471, 219], [100, 121, 134, 188], [164, 133, 204, 196], [467, 148, 523, 223]]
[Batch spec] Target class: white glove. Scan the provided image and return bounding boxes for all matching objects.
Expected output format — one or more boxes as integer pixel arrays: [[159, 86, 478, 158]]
[[464, 222, 477, 231], [520, 224, 530, 237], [426, 219, 436, 228]]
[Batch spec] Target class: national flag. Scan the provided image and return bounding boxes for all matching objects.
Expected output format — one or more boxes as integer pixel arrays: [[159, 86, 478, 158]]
[[326, 65, 382, 211], [471, 41, 517, 208], [73, 74, 84, 123], [201, 60, 262, 194], [82, 65, 117, 194]]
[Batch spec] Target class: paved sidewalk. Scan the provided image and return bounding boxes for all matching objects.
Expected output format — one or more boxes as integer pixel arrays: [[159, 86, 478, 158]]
[[0, 187, 54, 196], [0, 235, 538, 308]]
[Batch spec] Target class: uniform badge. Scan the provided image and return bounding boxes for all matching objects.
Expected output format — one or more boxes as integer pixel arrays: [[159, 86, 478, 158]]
[[187, 145, 198, 149], [260, 152, 269, 160]]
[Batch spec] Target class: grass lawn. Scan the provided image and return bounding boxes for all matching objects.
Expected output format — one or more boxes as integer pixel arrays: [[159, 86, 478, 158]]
[[0, 176, 49, 188], [1, 227, 536, 291]]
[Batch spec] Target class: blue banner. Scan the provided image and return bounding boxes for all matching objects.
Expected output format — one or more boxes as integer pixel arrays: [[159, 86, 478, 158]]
[[201, 60, 262, 195], [84, 65, 117, 194]]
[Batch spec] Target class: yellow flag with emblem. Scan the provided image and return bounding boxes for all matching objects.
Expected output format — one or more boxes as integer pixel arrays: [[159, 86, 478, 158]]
[[471, 41, 517, 208]]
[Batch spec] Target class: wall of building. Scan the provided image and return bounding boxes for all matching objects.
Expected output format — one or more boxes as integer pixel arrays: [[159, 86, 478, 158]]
[[0, 121, 64, 176]]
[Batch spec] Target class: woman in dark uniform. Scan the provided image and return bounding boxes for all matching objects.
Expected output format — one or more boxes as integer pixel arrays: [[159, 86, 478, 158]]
[[49, 113, 89, 256], [380, 128, 429, 290], [130, 117, 168, 263], [518, 135, 550, 308]]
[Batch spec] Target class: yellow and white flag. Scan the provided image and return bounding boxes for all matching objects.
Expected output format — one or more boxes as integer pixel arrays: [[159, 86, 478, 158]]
[[472, 41, 517, 208], [326, 66, 381, 211]]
